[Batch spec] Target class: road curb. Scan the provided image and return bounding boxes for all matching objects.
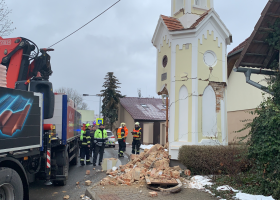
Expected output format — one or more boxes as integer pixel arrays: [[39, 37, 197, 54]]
[[85, 183, 100, 200]]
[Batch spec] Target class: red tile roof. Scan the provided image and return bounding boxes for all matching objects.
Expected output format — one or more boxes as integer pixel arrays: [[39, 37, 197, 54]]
[[120, 97, 166, 121], [161, 15, 184, 31], [228, 38, 249, 56], [189, 9, 211, 29], [161, 9, 212, 31]]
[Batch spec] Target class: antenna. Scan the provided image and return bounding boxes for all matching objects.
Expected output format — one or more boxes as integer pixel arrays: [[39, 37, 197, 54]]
[[137, 88, 141, 98]]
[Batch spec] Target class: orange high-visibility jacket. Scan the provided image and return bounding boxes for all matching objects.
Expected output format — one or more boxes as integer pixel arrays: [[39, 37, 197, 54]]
[[117, 127, 128, 139]]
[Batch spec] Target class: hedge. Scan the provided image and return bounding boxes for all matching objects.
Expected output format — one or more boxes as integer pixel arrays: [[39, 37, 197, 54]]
[[178, 145, 251, 176]]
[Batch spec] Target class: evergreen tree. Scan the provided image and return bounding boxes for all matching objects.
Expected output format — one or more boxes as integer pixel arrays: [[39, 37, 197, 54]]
[[100, 72, 125, 131]]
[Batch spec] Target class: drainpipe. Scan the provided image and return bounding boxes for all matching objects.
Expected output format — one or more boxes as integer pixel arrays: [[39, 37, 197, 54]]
[[233, 67, 274, 95]]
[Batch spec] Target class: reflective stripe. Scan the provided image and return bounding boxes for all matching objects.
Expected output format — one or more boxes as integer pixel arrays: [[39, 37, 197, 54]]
[[86, 136, 91, 139], [82, 143, 87, 145], [80, 159, 84, 161], [86, 160, 90, 162], [87, 141, 91, 143]]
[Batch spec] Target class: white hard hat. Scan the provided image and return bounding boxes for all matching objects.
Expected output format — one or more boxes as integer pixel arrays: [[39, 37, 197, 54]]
[[135, 122, 140, 126]]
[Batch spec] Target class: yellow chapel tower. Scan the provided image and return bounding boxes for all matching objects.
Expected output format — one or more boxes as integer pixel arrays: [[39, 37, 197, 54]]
[[152, 0, 232, 159]]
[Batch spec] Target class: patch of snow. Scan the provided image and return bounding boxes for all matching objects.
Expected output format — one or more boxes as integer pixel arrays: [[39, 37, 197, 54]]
[[140, 144, 154, 150], [235, 193, 274, 200], [217, 185, 239, 193], [186, 176, 275, 200]]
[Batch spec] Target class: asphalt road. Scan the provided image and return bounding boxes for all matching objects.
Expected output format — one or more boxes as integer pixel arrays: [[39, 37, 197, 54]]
[[29, 146, 129, 200]]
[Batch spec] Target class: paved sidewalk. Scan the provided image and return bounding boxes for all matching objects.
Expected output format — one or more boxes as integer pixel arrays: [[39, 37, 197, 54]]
[[86, 184, 217, 200]]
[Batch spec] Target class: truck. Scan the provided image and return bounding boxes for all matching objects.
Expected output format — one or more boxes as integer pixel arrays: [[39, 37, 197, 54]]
[[0, 36, 81, 200]]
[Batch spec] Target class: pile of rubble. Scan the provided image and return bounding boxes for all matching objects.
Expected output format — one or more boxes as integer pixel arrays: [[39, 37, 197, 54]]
[[100, 144, 185, 186]]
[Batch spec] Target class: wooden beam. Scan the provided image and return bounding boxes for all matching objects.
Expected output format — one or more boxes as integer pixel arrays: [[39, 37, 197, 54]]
[[246, 53, 267, 56], [259, 27, 274, 32], [267, 12, 280, 18], [252, 40, 265, 44], [240, 62, 263, 67], [263, 47, 275, 68]]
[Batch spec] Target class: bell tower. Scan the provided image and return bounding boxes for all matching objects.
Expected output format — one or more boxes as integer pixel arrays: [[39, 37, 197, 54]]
[[171, 0, 214, 18]]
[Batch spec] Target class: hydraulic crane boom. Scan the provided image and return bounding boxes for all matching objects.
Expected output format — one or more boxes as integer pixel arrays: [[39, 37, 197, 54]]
[[0, 36, 53, 88]]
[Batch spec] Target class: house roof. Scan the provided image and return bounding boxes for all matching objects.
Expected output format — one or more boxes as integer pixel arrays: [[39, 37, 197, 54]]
[[161, 9, 211, 31], [234, 0, 280, 70], [120, 97, 166, 121], [228, 38, 249, 57]]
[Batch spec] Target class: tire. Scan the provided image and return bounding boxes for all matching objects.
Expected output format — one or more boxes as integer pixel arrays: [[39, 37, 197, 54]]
[[53, 147, 69, 186], [0, 167, 23, 200]]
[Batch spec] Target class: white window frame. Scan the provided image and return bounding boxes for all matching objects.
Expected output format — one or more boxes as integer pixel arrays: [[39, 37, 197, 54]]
[[193, 0, 208, 10]]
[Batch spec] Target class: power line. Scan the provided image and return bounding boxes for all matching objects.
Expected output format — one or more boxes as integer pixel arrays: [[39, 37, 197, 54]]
[[48, 0, 121, 48]]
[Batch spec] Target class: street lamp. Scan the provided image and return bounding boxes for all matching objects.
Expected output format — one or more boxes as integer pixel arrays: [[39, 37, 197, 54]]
[[83, 94, 102, 119]]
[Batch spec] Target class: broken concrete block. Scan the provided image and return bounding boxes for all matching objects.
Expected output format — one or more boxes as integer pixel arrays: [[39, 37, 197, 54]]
[[85, 180, 92, 186], [149, 192, 158, 197], [102, 158, 121, 171], [63, 195, 70, 199], [134, 168, 141, 181], [86, 170, 90, 175], [171, 171, 180, 178], [80, 194, 85, 198], [76, 181, 79, 185]]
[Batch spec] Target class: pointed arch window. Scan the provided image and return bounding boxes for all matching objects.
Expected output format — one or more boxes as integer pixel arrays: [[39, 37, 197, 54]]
[[178, 85, 188, 141], [202, 85, 217, 137]]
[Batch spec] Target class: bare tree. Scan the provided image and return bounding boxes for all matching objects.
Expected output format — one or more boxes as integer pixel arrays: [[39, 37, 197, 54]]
[[55, 87, 89, 110], [0, 0, 15, 37]]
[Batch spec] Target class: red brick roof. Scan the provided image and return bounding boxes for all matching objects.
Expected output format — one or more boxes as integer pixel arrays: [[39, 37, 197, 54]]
[[120, 97, 166, 121], [228, 38, 249, 56], [161, 9, 211, 31], [161, 15, 184, 31]]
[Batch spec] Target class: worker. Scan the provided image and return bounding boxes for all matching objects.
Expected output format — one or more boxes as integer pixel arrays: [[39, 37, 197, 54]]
[[89, 125, 97, 157], [93, 124, 108, 166], [131, 122, 142, 155], [117, 122, 128, 157], [80, 123, 92, 165], [124, 123, 128, 152]]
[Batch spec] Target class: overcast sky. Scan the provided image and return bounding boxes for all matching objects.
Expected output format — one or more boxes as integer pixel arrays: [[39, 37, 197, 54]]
[[6, 0, 267, 113]]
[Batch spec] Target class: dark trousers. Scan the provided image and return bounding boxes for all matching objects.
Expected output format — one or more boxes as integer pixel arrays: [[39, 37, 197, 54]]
[[124, 139, 126, 152], [118, 139, 125, 157], [80, 146, 90, 164], [93, 145, 105, 164], [132, 140, 141, 155]]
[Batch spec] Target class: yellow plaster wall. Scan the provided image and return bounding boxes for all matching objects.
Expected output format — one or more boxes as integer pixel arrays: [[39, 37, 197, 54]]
[[227, 72, 269, 112], [197, 31, 223, 143], [173, 0, 186, 18], [174, 44, 193, 142], [157, 37, 171, 93]]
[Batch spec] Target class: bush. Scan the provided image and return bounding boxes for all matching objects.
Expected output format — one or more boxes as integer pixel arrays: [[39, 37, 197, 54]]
[[178, 145, 251, 177]]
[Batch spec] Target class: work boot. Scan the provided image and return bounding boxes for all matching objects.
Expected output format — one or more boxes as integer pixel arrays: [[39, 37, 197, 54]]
[[98, 162, 102, 166], [80, 163, 85, 166], [93, 163, 96, 166], [86, 162, 92, 165]]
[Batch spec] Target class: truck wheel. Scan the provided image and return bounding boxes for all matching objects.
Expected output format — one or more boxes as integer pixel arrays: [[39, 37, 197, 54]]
[[0, 168, 23, 200], [53, 147, 69, 186]]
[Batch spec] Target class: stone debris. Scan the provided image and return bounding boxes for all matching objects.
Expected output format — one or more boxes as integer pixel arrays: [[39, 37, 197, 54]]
[[149, 191, 158, 197], [86, 170, 90, 175], [80, 194, 85, 198], [85, 180, 92, 186], [98, 144, 190, 187], [76, 181, 80, 185], [63, 195, 70, 199]]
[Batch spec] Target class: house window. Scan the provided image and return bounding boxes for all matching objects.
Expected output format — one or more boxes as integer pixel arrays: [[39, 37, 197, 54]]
[[175, 0, 184, 13]]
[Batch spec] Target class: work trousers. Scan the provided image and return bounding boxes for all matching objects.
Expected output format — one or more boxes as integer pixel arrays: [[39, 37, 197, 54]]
[[118, 139, 125, 157], [93, 145, 105, 164], [124, 138, 126, 152], [80, 146, 90, 164], [132, 140, 141, 155]]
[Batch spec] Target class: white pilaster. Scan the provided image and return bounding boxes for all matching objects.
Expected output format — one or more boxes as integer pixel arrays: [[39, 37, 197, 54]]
[[185, 0, 192, 13], [171, 0, 174, 16], [221, 89, 228, 145], [169, 42, 176, 145], [191, 40, 199, 144]]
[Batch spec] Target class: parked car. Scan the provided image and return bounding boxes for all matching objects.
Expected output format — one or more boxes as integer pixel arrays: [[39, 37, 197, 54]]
[[106, 130, 116, 147]]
